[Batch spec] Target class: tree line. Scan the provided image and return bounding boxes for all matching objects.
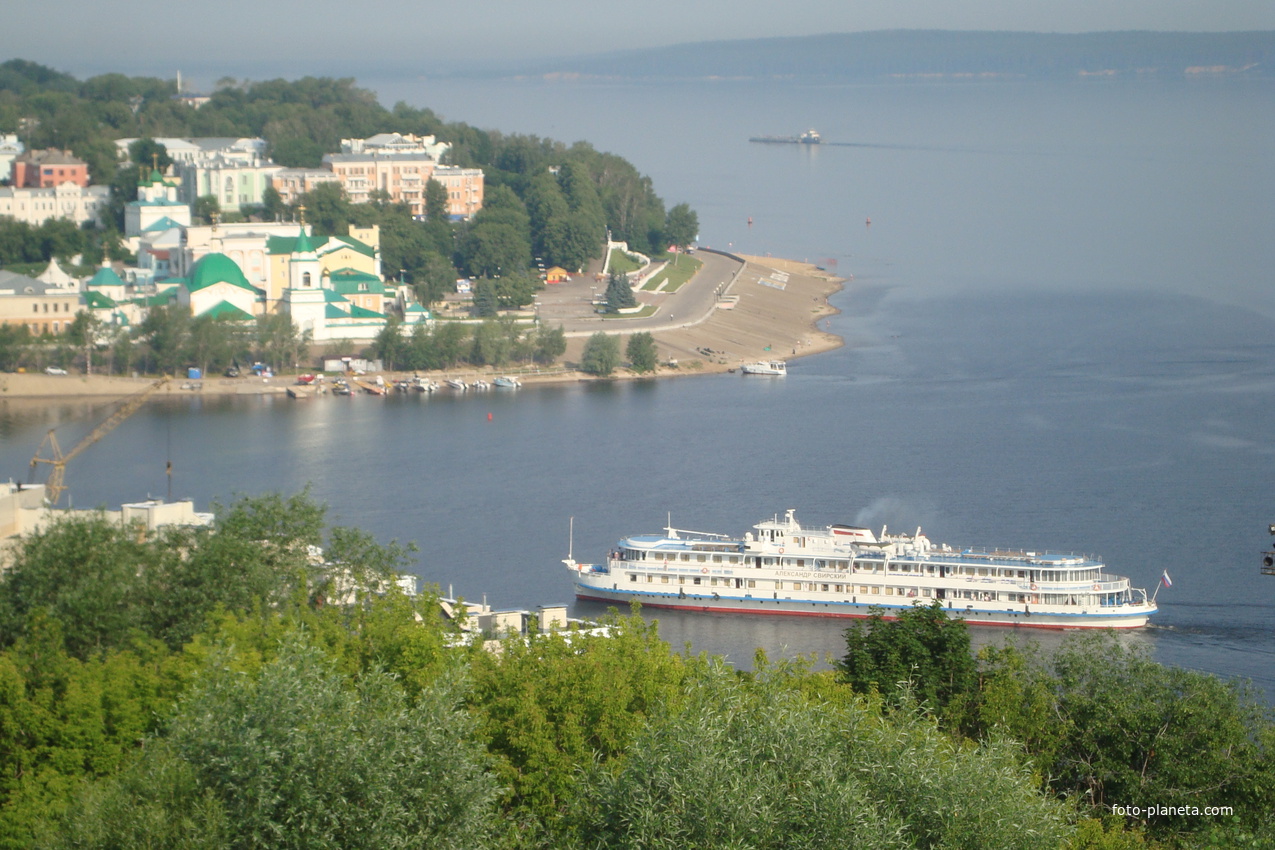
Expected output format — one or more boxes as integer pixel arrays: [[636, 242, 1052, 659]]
[[0, 60, 697, 286], [0, 491, 1269, 848]]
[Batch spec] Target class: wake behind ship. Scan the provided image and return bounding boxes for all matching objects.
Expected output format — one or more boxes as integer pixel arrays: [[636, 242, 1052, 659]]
[[565, 509, 1157, 629]]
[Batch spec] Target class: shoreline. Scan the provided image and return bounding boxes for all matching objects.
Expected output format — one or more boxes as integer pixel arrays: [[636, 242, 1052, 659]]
[[0, 255, 845, 401]]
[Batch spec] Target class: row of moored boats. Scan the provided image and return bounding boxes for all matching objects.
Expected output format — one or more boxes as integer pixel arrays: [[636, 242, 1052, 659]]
[[305, 375, 523, 397]]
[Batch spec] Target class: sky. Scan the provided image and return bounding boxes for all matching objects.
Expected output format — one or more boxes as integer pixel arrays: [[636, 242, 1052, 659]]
[[4, 0, 1274, 86]]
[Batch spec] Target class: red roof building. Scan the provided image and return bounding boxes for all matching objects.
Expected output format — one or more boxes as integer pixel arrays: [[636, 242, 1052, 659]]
[[11, 149, 90, 188]]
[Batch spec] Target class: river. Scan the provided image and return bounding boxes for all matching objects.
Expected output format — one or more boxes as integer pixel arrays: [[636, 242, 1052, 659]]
[[3, 75, 1273, 692]]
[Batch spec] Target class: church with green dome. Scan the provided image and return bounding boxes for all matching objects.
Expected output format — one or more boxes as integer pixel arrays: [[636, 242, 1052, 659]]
[[178, 252, 261, 320]]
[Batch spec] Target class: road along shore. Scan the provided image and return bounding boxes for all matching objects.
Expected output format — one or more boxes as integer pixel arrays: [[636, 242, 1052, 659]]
[[0, 255, 845, 401]]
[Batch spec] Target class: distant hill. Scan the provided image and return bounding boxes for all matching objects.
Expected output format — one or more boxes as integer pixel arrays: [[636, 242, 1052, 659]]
[[500, 30, 1275, 82]]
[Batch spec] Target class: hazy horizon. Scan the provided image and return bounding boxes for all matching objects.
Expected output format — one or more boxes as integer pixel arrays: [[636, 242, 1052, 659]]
[[4, 0, 1274, 92]]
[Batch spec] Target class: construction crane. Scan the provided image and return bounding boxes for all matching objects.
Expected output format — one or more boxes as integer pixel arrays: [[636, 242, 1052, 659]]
[[28, 377, 169, 505]]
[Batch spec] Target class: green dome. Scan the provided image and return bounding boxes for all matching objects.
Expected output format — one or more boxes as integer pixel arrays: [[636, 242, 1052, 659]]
[[188, 253, 253, 292]]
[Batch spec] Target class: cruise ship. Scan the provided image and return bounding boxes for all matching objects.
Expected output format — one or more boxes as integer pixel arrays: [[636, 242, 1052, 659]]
[[565, 509, 1157, 629]]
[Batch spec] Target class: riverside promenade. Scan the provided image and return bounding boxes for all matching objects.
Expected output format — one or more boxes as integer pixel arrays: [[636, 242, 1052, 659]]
[[0, 252, 845, 399], [540, 249, 845, 373]]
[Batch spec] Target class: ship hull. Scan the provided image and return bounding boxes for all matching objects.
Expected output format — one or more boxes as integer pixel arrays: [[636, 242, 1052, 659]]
[[575, 583, 1153, 629]]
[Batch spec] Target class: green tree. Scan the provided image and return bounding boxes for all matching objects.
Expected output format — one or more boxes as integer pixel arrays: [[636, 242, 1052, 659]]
[[837, 601, 976, 718], [295, 181, 350, 236], [470, 319, 512, 366], [34, 218, 84, 262], [192, 194, 220, 226], [186, 314, 240, 378], [523, 170, 570, 262], [663, 202, 699, 260], [0, 624, 195, 847], [372, 315, 407, 370], [126, 137, 172, 172], [432, 322, 471, 368], [254, 313, 309, 371], [626, 331, 658, 373], [471, 278, 499, 318], [45, 743, 229, 850], [469, 612, 690, 828], [261, 185, 286, 221], [580, 332, 620, 377], [604, 270, 636, 313], [0, 220, 39, 265], [410, 251, 457, 307], [458, 185, 532, 278], [575, 659, 1072, 850], [0, 514, 159, 658], [0, 325, 31, 372], [532, 324, 567, 365], [1046, 633, 1275, 833], [425, 177, 449, 221], [162, 637, 501, 849]]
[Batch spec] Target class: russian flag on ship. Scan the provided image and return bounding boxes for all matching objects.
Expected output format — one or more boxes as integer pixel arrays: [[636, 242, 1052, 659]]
[[1161, 570, 1173, 588]]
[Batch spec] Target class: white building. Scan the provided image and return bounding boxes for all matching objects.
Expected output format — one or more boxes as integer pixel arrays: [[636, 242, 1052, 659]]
[[179, 155, 283, 209], [0, 134, 24, 181], [124, 168, 191, 237], [114, 137, 268, 167], [0, 182, 110, 227], [339, 133, 450, 160]]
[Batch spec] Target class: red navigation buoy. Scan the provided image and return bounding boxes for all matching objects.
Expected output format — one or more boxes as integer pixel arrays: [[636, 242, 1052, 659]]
[[487, 412, 493, 421]]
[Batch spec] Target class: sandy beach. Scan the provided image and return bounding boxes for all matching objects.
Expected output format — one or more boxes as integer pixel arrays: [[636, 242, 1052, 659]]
[[0, 255, 845, 401]]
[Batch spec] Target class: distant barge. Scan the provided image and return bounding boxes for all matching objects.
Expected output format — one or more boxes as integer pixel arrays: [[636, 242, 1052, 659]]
[[749, 129, 821, 145]]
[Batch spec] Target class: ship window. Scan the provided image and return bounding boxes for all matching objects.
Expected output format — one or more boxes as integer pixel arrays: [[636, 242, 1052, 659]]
[[697, 554, 707, 562], [710, 578, 717, 586], [681, 553, 689, 561], [764, 557, 774, 566], [712, 555, 722, 563], [796, 559, 805, 567], [885, 587, 894, 596], [923, 588, 932, 597], [693, 577, 701, 585], [629, 574, 637, 582], [661, 576, 669, 584], [678, 576, 685, 585], [747, 580, 756, 588], [646, 576, 653, 583], [978, 568, 988, 577], [729, 556, 739, 564], [821, 584, 829, 592]]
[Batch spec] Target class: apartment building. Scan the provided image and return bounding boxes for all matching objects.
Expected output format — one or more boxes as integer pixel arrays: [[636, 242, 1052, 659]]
[[10, 149, 90, 189]]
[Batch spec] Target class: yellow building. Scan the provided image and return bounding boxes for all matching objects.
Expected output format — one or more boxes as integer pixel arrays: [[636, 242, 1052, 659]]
[[0, 271, 81, 336], [264, 225, 381, 312]]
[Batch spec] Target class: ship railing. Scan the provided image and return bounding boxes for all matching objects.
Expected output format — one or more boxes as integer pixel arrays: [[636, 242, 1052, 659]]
[[955, 548, 1096, 566]]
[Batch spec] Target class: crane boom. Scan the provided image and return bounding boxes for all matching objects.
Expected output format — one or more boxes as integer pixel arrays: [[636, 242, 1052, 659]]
[[28, 377, 169, 505]]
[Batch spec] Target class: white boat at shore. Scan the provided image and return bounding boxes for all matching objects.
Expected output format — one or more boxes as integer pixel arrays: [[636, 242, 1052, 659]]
[[494, 376, 522, 389], [446, 379, 467, 391], [740, 360, 787, 376], [565, 509, 1157, 629]]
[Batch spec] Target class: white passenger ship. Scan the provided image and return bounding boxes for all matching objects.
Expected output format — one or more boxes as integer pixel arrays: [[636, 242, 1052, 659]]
[[565, 509, 1157, 629]]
